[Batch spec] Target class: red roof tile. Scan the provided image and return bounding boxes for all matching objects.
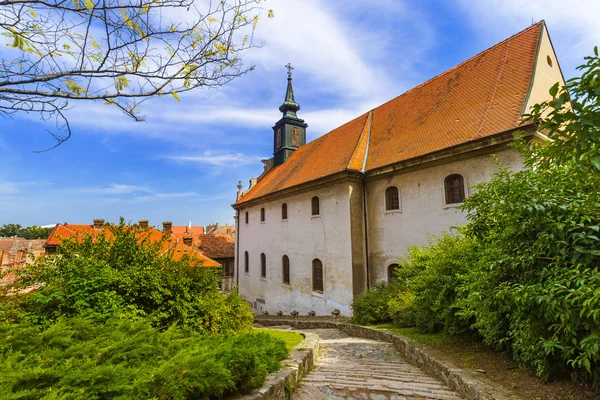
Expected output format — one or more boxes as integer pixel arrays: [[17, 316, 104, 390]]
[[171, 226, 205, 236], [235, 22, 543, 206], [196, 234, 235, 259]]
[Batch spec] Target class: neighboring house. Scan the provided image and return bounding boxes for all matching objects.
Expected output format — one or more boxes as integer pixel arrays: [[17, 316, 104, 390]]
[[44, 219, 221, 268], [197, 234, 235, 291], [0, 238, 45, 286], [205, 223, 235, 236], [169, 225, 236, 292], [233, 22, 565, 316]]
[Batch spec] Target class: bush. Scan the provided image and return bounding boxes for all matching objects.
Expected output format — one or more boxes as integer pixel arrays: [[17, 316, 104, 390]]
[[3, 221, 253, 335], [0, 316, 290, 399], [351, 279, 409, 325], [459, 161, 600, 382], [397, 232, 477, 334]]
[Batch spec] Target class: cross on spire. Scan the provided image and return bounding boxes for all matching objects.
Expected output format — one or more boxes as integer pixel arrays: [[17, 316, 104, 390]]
[[285, 63, 294, 78]]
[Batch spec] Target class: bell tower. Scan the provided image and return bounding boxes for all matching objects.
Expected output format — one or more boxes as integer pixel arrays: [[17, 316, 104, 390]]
[[273, 64, 308, 166]]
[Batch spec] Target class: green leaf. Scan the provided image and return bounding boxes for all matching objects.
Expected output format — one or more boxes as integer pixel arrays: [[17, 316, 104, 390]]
[[549, 82, 560, 97], [590, 155, 600, 171], [171, 92, 180, 102]]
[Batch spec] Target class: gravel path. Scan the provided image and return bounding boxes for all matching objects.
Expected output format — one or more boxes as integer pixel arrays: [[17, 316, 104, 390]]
[[291, 328, 462, 400]]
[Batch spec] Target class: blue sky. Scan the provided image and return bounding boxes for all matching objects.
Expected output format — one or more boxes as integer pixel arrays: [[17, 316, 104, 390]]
[[1, 0, 598, 227]]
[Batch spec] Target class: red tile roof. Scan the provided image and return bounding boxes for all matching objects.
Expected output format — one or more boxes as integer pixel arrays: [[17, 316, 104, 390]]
[[171, 226, 205, 236], [196, 234, 235, 259], [45, 223, 221, 267], [235, 22, 543, 206]]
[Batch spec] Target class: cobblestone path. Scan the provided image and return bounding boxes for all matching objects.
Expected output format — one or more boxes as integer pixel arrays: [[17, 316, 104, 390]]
[[293, 328, 462, 400]]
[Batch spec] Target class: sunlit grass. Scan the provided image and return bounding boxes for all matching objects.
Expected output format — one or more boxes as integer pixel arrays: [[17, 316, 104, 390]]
[[254, 328, 304, 351]]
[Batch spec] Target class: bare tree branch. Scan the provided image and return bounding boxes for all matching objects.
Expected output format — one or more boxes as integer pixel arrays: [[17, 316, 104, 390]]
[[0, 0, 267, 149]]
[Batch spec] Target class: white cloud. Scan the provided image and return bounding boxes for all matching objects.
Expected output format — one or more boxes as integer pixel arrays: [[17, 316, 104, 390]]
[[165, 152, 259, 167], [0, 181, 21, 195], [0, 180, 51, 196], [132, 192, 197, 203], [77, 184, 152, 195]]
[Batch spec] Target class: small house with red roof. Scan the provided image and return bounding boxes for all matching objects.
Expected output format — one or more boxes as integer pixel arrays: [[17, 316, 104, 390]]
[[44, 219, 221, 268], [232, 22, 565, 316]]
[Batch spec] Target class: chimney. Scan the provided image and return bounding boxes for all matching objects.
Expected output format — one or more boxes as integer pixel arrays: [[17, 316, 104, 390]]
[[183, 235, 193, 246], [162, 221, 172, 235], [139, 220, 149, 229], [93, 219, 105, 230]]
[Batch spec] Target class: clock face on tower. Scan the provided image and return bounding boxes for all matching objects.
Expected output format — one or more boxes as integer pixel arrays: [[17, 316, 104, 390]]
[[276, 128, 282, 148]]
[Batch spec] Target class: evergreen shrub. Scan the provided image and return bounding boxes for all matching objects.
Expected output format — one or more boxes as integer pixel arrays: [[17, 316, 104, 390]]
[[0, 316, 288, 399]]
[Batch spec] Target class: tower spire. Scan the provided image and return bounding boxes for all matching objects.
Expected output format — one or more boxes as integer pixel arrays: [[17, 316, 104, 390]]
[[279, 63, 300, 119], [272, 64, 308, 167]]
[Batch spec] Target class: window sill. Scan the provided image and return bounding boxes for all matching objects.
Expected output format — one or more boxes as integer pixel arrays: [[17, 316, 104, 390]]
[[260, 221, 266, 224], [384, 210, 402, 215], [312, 292, 324, 298], [260, 277, 267, 282], [443, 202, 464, 210], [281, 219, 288, 222], [311, 215, 321, 219], [282, 283, 291, 289]]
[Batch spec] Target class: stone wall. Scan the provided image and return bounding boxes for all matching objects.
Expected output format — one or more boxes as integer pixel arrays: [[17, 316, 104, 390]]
[[236, 330, 320, 400]]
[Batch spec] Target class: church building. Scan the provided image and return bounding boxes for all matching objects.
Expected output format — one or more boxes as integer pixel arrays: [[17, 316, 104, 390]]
[[233, 21, 565, 316]]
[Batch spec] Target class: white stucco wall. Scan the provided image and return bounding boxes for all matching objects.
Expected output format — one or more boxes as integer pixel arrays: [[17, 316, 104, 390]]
[[236, 180, 355, 316], [366, 148, 525, 284]]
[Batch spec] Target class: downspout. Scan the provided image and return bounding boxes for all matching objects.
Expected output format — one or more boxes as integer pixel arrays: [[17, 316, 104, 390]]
[[361, 110, 374, 289], [235, 209, 240, 288]]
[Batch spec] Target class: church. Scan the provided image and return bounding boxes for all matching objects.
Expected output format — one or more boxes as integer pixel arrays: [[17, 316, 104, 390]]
[[232, 21, 565, 316]]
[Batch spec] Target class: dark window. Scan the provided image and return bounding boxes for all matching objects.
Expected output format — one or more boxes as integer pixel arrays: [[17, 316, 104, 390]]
[[385, 187, 400, 211], [244, 251, 249, 273], [260, 208, 265, 222], [224, 261, 234, 277], [311, 196, 320, 216], [245, 212, 249, 224], [282, 203, 288, 220], [312, 259, 323, 293], [387, 263, 399, 281], [260, 253, 266, 278], [282, 255, 290, 284], [445, 174, 465, 204]]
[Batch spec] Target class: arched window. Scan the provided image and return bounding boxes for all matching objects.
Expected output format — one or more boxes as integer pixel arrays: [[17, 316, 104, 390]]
[[387, 263, 399, 281], [244, 251, 249, 273], [385, 187, 400, 211], [260, 208, 265, 222], [312, 259, 323, 293], [245, 212, 249, 224], [445, 174, 465, 204], [311, 196, 320, 216], [260, 253, 266, 278], [282, 255, 290, 284], [282, 203, 288, 220]]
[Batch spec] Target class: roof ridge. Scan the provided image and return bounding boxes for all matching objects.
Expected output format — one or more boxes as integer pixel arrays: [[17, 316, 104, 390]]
[[369, 21, 544, 113]]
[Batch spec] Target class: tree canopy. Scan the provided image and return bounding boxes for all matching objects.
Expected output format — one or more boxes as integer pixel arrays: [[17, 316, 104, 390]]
[[0, 0, 270, 149], [0, 223, 53, 239]]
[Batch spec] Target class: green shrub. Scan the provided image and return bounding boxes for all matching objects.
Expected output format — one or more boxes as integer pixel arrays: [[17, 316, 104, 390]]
[[351, 279, 408, 325], [0, 316, 289, 399], [3, 221, 253, 335], [397, 232, 477, 334], [459, 161, 600, 382]]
